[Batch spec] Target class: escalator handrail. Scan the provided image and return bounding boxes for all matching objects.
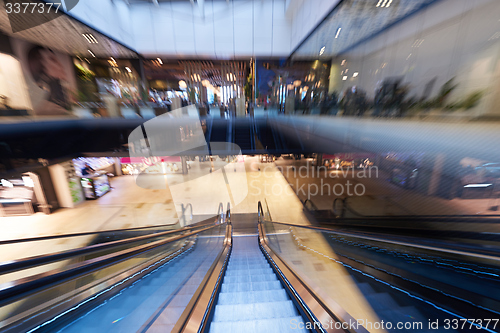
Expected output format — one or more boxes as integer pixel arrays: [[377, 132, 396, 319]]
[[257, 200, 264, 222], [171, 214, 233, 333], [257, 206, 353, 333], [0, 223, 225, 309], [261, 219, 500, 262], [0, 218, 220, 276], [181, 203, 194, 225], [217, 202, 225, 224], [331, 198, 500, 222], [0, 210, 211, 246], [226, 202, 231, 223], [303, 198, 319, 212]]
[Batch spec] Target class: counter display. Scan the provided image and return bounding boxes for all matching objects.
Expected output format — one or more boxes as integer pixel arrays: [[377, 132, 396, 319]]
[[81, 174, 110, 199], [120, 156, 183, 175]]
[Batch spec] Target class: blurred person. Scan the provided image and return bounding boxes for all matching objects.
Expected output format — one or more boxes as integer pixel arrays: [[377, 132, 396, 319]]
[[81, 163, 95, 176], [28, 46, 72, 116]]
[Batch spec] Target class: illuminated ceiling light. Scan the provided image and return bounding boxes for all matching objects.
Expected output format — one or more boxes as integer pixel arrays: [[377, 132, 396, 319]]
[[125, 67, 132, 73], [342, 76, 348, 81], [319, 46, 325, 56], [157, 58, 163, 65], [335, 28, 341, 39], [386, 0, 393, 7], [88, 50, 96, 58], [376, 0, 383, 7], [380, 0, 388, 7], [345, 69, 349, 73], [341, 59, 346, 66], [179, 80, 187, 89], [464, 184, 493, 188], [82, 33, 98, 44], [353, 72, 359, 77]]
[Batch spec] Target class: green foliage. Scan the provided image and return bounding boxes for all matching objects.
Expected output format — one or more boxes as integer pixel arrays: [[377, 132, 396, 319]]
[[461, 91, 484, 109], [75, 64, 95, 81], [435, 78, 458, 107], [244, 73, 253, 99], [443, 90, 484, 112], [74, 64, 98, 103]]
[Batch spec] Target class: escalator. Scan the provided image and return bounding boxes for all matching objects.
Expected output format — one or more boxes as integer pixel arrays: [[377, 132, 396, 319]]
[[254, 119, 278, 151], [232, 120, 254, 151], [3, 201, 497, 333], [209, 120, 229, 143], [209, 235, 306, 333], [58, 232, 223, 333], [0, 204, 330, 333]]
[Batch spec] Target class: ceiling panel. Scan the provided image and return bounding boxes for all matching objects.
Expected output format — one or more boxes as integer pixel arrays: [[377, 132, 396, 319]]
[[0, 0, 138, 58], [292, 0, 439, 59]]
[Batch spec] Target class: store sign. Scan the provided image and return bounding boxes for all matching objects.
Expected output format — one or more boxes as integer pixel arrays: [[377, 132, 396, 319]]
[[120, 156, 182, 165]]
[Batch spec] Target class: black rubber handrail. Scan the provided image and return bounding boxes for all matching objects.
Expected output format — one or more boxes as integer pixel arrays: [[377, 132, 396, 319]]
[[0, 208, 209, 246], [217, 202, 224, 224], [0, 218, 218, 276], [257, 201, 264, 222], [0, 223, 223, 309], [181, 203, 193, 225], [260, 218, 500, 260], [303, 198, 319, 211], [321, 215, 500, 223], [226, 202, 231, 223], [257, 202, 352, 333]]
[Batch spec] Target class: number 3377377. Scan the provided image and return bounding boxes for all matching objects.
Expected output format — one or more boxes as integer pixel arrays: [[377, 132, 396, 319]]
[[5, 3, 62, 14]]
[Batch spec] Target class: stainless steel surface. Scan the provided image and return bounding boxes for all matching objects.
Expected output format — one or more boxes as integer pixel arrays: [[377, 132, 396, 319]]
[[1, 238, 195, 332], [173, 222, 232, 333]]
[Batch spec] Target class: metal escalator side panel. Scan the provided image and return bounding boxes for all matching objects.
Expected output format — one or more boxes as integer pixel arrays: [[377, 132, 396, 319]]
[[257, 222, 357, 333], [1, 237, 197, 333], [172, 222, 233, 333]]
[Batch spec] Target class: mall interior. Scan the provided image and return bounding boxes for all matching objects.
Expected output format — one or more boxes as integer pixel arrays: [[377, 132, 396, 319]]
[[1, 0, 500, 332]]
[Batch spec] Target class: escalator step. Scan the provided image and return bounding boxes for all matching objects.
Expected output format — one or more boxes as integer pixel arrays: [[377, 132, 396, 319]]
[[226, 263, 270, 270], [212, 300, 298, 322], [225, 268, 273, 276], [220, 280, 283, 293], [209, 316, 308, 333], [217, 290, 289, 305], [223, 273, 278, 284]]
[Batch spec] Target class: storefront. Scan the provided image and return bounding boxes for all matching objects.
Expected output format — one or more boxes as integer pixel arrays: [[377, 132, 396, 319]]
[[120, 156, 184, 175], [323, 153, 376, 170], [73, 158, 116, 200], [0, 172, 50, 216]]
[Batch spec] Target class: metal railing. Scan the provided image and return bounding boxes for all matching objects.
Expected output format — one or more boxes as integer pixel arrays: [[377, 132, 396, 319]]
[[0, 202, 203, 246], [0, 208, 232, 333]]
